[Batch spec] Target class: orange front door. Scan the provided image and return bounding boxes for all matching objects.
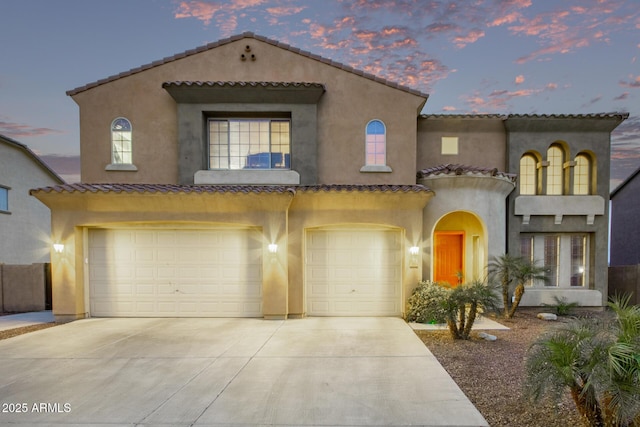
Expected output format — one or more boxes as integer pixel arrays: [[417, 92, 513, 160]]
[[434, 232, 464, 286]]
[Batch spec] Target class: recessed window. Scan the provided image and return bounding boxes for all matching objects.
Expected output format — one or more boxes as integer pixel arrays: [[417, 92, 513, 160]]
[[519, 154, 538, 195], [544, 235, 559, 287], [209, 119, 290, 170], [546, 145, 564, 195], [441, 137, 458, 155], [573, 154, 591, 195], [0, 186, 8, 212], [111, 118, 133, 164], [571, 235, 586, 287], [365, 120, 386, 166]]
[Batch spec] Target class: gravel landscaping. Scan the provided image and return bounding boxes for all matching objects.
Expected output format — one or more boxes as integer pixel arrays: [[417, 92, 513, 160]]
[[414, 308, 608, 427]]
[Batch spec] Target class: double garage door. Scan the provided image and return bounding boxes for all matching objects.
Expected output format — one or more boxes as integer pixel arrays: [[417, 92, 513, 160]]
[[89, 228, 263, 317], [88, 227, 402, 318]]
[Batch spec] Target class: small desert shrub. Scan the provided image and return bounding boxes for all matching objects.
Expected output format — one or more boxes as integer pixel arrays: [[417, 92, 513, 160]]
[[542, 296, 579, 316], [405, 280, 449, 324]]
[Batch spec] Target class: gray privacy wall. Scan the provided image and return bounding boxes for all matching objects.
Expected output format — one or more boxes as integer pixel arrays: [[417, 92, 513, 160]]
[[0, 263, 51, 312]]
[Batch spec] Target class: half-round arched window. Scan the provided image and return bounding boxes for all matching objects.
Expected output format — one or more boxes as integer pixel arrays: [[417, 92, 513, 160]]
[[365, 120, 386, 166], [519, 154, 538, 195], [111, 117, 133, 165], [573, 153, 591, 195], [546, 144, 565, 195]]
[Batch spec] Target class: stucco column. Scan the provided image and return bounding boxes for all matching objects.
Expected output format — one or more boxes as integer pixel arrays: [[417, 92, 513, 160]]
[[262, 210, 289, 319]]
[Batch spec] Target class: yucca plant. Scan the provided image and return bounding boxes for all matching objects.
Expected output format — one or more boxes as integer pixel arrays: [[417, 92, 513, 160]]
[[525, 295, 640, 426]]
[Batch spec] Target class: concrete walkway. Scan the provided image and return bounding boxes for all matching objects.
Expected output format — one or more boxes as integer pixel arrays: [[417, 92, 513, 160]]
[[0, 310, 54, 331], [0, 317, 487, 426]]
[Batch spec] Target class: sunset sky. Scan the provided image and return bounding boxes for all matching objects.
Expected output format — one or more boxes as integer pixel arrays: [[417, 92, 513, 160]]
[[1, 0, 638, 188]]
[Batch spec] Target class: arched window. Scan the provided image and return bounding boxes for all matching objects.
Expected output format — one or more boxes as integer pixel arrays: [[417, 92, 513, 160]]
[[546, 145, 564, 195], [365, 120, 386, 166], [111, 118, 132, 165], [519, 154, 538, 195], [573, 154, 591, 195]]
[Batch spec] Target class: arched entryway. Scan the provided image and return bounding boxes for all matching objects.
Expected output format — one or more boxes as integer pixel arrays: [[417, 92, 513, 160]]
[[432, 211, 487, 286]]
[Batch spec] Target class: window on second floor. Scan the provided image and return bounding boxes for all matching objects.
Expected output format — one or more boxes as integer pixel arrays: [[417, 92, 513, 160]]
[[519, 154, 538, 195], [546, 145, 564, 195], [111, 118, 133, 165], [0, 186, 8, 212], [365, 120, 386, 166], [209, 118, 290, 170], [573, 154, 591, 195], [441, 136, 458, 155]]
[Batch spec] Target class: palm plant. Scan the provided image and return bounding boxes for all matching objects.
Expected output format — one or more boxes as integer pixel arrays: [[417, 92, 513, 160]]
[[443, 278, 500, 340], [525, 295, 640, 426], [488, 253, 548, 318]]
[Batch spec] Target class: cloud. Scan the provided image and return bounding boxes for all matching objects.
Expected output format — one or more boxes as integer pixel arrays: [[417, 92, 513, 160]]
[[614, 92, 629, 101], [453, 28, 485, 48], [442, 106, 457, 112], [619, 75, 640, 88], [38, 154, 81, 176], [581, 95, 602, 108], [174, 1, 222, 25], [266, 6, 305, 17], [173, 0, 266, 34], [515, 75, 525, 85], [0, 120, 63, 138]]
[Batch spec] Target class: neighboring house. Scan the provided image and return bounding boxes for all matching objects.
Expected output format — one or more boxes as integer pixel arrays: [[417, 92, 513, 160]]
[[30, 33, 628, 322], [610, 165, 640, 266], [1, 134, 65, 264]]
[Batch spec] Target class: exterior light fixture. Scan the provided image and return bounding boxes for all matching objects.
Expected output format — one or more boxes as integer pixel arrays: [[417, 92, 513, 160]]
[[409, 246, 420, 268], [53, 243, 64, 253], [268, 244, 278, 254]]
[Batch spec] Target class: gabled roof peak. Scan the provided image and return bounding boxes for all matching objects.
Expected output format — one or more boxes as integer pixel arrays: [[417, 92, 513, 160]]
[[66, 32, 429, 99]]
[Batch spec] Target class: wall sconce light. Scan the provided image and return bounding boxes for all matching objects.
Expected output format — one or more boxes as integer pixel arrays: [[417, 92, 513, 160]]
[[409, 246, 420, 268], [268, 244, 278, 254], [53, 243, 64, 254]]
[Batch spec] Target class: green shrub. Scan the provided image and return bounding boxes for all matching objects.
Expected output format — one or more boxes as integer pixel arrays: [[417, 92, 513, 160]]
[[405, 281, 449, 324], [541, 296, 579, 316]]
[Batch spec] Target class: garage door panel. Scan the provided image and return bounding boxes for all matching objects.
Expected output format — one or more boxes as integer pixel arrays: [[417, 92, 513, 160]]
[[89, 228, 263, 317], [306, 229, 402, 316]]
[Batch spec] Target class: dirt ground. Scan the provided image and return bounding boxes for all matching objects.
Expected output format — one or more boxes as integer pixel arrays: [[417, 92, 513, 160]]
[[414, 308, 604, 427]]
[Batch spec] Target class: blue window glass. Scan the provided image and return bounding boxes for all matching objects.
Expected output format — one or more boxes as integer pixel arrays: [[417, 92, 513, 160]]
[[365, 120, 386, 166]]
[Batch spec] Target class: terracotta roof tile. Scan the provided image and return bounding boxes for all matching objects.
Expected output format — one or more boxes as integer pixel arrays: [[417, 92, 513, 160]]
[[161, 81, 326, 91], [66, 32, 428, 99], [506, 113, 629, 120], [30, 183, 433, 196], [417, 164, 517, 183]]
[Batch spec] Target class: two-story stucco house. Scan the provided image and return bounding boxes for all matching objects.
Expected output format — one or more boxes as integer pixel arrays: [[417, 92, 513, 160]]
[[1, 134, 64, 264], [30, 33, 627, 322]]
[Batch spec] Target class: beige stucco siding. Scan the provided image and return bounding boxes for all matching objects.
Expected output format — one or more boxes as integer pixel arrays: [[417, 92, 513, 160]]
[[71, 38, 425, 185]]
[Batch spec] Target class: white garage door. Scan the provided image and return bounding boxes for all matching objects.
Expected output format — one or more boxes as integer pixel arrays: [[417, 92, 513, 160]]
[[305, 229, 402, 316], [89, 228, 263, 317]]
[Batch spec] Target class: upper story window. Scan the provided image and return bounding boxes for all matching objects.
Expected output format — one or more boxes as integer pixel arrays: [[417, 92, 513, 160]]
[[441, 136, 459, 155], [546, 144, 564, 195], [573, 153, 591, 195], [365, 120, 386, 166], [0, 186, 8, 213], [519, 154, 538, 195], [111, 118, 133, 165], [209, 119, 290, 170]]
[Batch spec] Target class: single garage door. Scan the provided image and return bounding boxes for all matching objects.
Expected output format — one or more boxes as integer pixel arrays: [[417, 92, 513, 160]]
[[89, 228, 263, 317], [305, 228, 402, 316]]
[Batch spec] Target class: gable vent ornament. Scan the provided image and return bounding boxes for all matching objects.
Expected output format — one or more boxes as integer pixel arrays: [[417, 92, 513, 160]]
[[241, 45, 256, 61]]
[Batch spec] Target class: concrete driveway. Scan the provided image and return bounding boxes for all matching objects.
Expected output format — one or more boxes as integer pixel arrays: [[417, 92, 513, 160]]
[[0, 317, 487, 426]]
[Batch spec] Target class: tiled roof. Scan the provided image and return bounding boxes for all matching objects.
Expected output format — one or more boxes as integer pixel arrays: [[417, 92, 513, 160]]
[[162, 81, 326, 91], [294, 184, 432, 193], [419, 113, 629, 120], [66, 32, 428, 99], [30, 183, 433, 196], [417, 164, 517, 182], [29, 183, 294, 196]]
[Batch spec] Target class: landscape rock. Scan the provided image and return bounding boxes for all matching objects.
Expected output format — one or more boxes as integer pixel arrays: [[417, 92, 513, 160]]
[[478, 332, 497, 341], [537, 313, 558, 321]]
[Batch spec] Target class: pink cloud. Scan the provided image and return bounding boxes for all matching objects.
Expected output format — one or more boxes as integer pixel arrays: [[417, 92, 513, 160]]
[[442, 106, 457, 112], [453, 28, 485, 48], [173, 0, 265, 33], [0, 120, 63, 138], [614, 92, 629, 101], [174, 1, 221, 25], [515, 75, 525, 85], [266, 6, 305, 17], [619, 75, 640, 88]]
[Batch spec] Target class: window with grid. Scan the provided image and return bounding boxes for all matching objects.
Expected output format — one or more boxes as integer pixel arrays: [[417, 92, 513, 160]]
[[573, 154, 590, 195], [365, 120, 386, 166], [0, 186, 8, 212], [209, 119, 290, 170], [520, 236, 534, 286], [546, 145, 564, 195], [570, 235, 586, 287], [544, 235, 559, 286], [519, 154, 537, 195], [111, 118, 133, 164]]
